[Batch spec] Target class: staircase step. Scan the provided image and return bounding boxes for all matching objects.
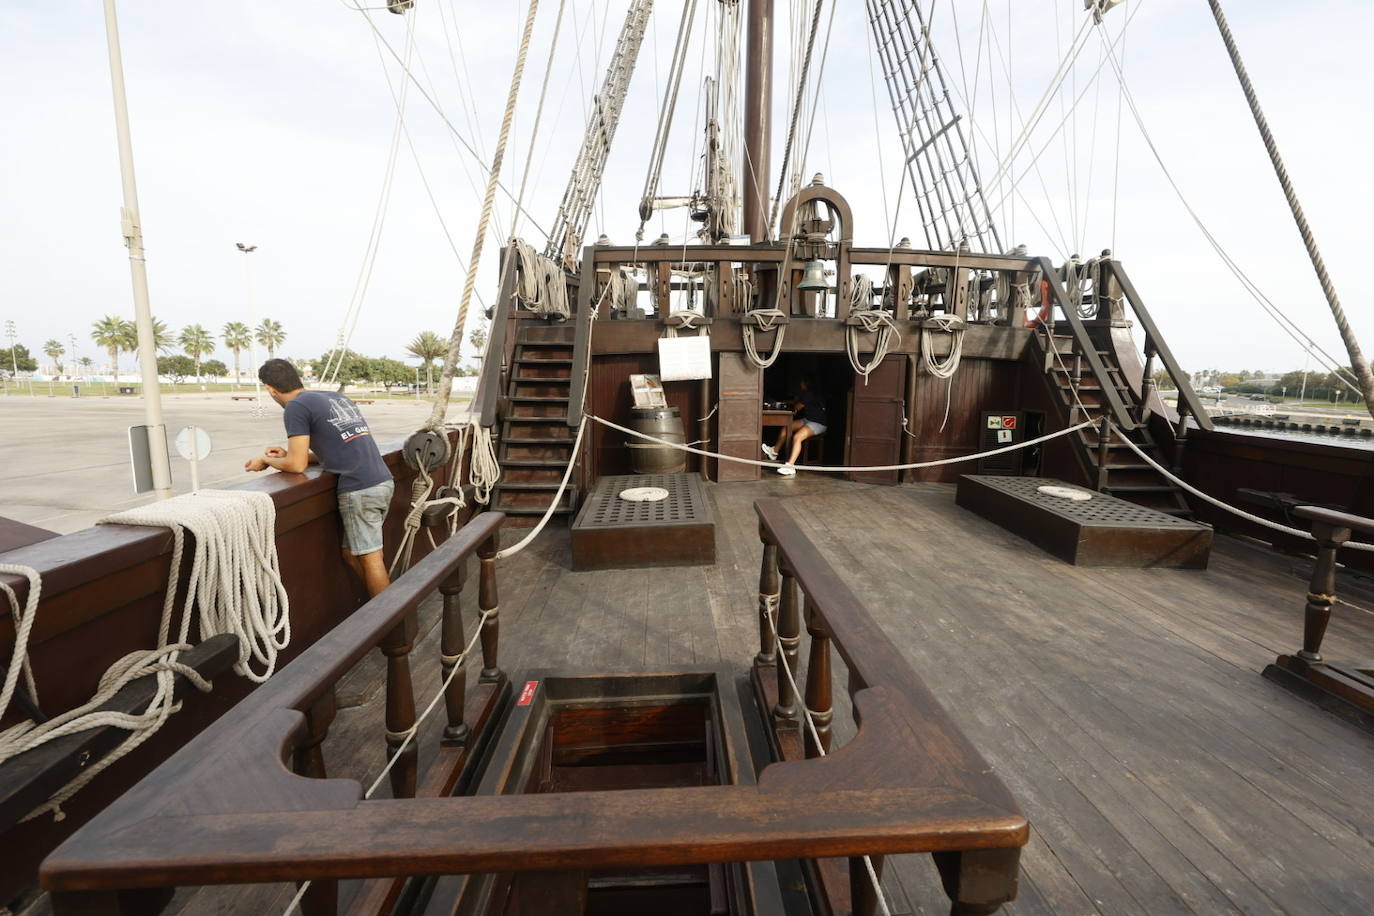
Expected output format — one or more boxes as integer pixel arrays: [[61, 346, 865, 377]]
[[502, 442, 575, 461], [492, 501, 576, 517], [503, 467, 565, 484], [512, 363, 573, 380], [502, 431, 576, 443], [503, 413, 569, 423], [496, 480, 570, 492], [516, 357, 573, 366]]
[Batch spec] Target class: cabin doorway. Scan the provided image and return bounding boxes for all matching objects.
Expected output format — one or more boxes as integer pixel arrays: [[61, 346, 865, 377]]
[[762, 353, 852, 470]]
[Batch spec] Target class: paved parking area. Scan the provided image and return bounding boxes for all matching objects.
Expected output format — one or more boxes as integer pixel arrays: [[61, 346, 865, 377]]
[[0, 392, 464, 534]]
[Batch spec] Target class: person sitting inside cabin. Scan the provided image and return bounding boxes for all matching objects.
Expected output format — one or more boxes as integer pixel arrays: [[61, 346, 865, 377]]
[[762, 378, 827, 476], [244, 358, 395, 597]]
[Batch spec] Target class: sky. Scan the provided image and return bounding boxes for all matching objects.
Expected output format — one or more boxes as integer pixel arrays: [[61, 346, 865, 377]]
[[1, 0, 1370, 380]]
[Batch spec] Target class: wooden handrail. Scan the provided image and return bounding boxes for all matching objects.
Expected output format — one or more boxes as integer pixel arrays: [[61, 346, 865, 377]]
[[43, 504, 1024, 915], [1104, 260, 1214, 431], [474, 246, 520, 429], [566, 247, 597, 428], [1038, 256, 1138, 431]]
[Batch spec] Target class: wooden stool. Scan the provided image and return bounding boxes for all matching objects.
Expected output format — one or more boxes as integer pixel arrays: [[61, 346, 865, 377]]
[[801, 435, 824, 466]]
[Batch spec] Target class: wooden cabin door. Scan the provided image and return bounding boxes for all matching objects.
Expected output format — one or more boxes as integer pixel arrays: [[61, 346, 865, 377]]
[[845, 354, 906, 485], [716, 352, 763, 481]]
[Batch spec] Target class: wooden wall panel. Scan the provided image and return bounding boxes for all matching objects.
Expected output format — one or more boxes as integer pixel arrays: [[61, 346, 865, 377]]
[[716, 353, 763, 482], [905, 357, 1023, 483], [586, 353, 704, 480], [846, 355, 906, 485]]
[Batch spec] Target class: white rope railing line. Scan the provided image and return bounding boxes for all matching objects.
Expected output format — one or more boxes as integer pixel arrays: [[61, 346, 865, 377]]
[[282, 604, 498, 916], [1107, 423, 1374, 553], [761, 603, 892, 916], [592, 413, 1097, 473]]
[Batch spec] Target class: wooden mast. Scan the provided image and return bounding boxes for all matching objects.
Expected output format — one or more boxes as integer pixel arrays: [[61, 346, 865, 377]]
[[742, 0, 773, 242]]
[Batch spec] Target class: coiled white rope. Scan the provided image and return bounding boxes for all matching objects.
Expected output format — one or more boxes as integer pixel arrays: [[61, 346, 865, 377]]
[[742, 308, 788, 369], [920, 314, 966, 380], [846, 310, 901, 384], [102, 490, 291, 682], [0, 565, 42, 727], [469, 423, 501, 506], [1108, 424, 1374, 553], [513, 238, 570, 319], [663, 309, 708, 338]]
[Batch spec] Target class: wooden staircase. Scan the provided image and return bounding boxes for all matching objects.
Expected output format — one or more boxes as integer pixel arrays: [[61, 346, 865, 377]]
[[1035, 330, 1192, 517], [490, 323, 579, 526]]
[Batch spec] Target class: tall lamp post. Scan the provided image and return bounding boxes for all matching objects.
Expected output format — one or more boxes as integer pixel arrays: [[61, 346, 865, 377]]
[[236, 243, 264, 414], [4, 320, 17, 396], [103, 0, 171, 498]]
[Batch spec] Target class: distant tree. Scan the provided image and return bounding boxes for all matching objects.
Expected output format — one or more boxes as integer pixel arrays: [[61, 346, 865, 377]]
[[3, 343, 38, 377], [119, 318, 173, 363], [1236, 370, 1252, 382], [368, 356, 411, 390], [43, 339, 65, 376], [78, 356, 94, 374], [179, 324, 215, 380], [201, 359, 228, 379], [156, 354, 196, 384], [405, 331, 447, 393], [468, 319, 489, 356], [221, 321, 252, 387], [255, 319, 286, 359], [92, 315, 134, 381], [318, 348, 369, 385]]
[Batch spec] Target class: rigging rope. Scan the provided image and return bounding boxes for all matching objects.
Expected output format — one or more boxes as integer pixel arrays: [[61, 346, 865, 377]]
[[920, 314, 965, 380], [845, 276, 901, 383], [426, 0, 541, 431], [767, 0, 826, 239], [636, 0, 699, 240], [742, 309, 787, 370], [514, 239, 571, 319]]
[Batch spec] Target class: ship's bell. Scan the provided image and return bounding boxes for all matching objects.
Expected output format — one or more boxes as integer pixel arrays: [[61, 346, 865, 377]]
[[798, 259, 828, 292]]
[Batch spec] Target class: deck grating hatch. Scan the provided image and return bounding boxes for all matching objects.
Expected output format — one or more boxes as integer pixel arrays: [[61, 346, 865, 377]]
[[971, 475, 1202, 529], [580, 473, 707, 529]]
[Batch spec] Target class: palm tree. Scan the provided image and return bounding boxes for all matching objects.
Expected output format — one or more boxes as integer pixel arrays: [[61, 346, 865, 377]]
[[120, 318, 173, 364], [43, 339, 65, 377], [255, 319, 286, 359], [405, 331, 447, 393], [91, 315, 134, 382], [221, 321, 252, 386], [179, 324, 215, 381]]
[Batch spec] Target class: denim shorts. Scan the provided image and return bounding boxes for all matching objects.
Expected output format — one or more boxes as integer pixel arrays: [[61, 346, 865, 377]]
[[804, 420, 827, 436], [338, 478, 394, 556]]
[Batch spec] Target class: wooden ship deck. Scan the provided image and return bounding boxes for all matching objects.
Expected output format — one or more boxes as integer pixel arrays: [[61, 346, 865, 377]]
[[45, 475, 1372, 916]]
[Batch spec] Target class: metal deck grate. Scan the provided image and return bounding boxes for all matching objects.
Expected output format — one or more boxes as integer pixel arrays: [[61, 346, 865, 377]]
[[574, 473, 711, 530], [968, 476, 1204, 530]]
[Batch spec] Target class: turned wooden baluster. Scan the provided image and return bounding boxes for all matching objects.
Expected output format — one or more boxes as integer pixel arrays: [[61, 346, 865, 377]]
[[1295, 511, 1353, 662], [850, 855, 886, 916], [439, 561, 469, 746], [773, 563, 801, 724], [379, 609, 419, 799], [478, 535, 503, 684], [803, 598, 833, 758], [292, 692, 338, 916], [756, 524, 779, 666]]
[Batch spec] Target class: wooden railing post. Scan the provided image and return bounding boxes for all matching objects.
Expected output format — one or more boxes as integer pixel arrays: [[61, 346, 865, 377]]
[[478, 535, 502, 683], [1096, 415, 1111, 492], [1298, 518, 1351, 661], [756, 524, 779, 665], [1172, 406, 1191, 477], [1139, 341, 1157, 426], [773, 564, 801, 724], [380, 610, 418, 799], [292, 690, 336, 781], [439, 562, 469, 745], [849, 855, 885, 916], [802, 598, 832, 758]]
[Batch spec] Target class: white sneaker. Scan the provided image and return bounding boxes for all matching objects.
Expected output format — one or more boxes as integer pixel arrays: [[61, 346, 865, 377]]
[[776, 464, 796, 476], [761, 444, 778, 461]]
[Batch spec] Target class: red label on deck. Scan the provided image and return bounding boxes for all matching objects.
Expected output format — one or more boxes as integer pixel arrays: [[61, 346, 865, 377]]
[[517, 680, 539, 706], [1002, 416, 1017, 429]]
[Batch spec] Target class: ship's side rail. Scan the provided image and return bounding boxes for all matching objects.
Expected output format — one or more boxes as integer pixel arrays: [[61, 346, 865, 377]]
[[0, 434, 473, 903], [40, 501, 1027, 916], [752, 497, 1027, 914]]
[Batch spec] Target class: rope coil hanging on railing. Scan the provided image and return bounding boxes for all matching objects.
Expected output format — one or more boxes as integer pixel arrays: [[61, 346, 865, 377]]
[[846, 275, 901, 383], [743, 308, 787, 369], [514, 239, 570, 319]]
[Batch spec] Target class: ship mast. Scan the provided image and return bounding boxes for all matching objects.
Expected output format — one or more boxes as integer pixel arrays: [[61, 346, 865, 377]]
[[742, 0, 773, 242]]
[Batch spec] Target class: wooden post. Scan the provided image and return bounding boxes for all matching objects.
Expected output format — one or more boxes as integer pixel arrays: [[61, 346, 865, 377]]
[[1172, 405, 1191, 476], [933, 848, 1022, 915], [380, 609, 419, 799], [756, 526, 779, 665], [1298, 519, 1352, 661], [1096, 415, 1111, 492], [773, 565, 800, 724], [1139, 343, 1157, 426], [803, 598, 832, 758], [440, 562, 469, 745], [292, 690, 336, 781], [478, 535, 502, 683]]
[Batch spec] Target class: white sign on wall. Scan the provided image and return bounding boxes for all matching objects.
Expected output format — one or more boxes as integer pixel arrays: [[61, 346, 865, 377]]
[[657, 336, 712, 381]]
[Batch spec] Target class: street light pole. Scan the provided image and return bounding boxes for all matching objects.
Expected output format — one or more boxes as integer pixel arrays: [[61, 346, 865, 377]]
[[237, 243, 263, 413], [103, 0, 172, 498]]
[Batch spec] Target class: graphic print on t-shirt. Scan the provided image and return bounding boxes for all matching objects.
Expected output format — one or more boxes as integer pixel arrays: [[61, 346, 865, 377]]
[[325, 398, 372, 443]]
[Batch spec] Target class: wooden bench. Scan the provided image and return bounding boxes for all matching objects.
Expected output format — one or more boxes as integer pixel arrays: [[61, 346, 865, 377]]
[[229, 394, 256, 401]]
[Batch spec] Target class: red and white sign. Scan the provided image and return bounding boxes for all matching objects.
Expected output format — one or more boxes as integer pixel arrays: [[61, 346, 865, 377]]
[[517, 680, 539, 706], [1002, 416, 1017, 430]]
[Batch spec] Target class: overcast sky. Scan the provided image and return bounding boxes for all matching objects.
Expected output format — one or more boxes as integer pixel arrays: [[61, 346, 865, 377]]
[[2, 0, 1369, 379]]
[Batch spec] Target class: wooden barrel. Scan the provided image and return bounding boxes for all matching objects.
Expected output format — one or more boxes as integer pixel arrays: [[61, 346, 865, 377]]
[[628, 407, 687, 474]]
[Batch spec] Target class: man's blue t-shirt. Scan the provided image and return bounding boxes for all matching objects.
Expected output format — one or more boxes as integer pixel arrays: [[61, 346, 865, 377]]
[[283, 391, 391, 493], [797, 390, 827, 425]]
